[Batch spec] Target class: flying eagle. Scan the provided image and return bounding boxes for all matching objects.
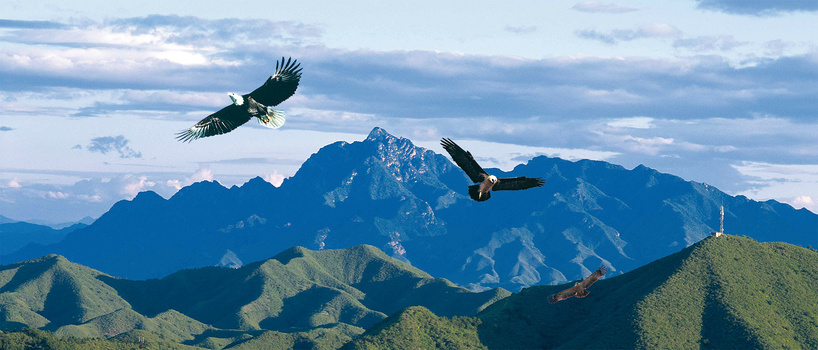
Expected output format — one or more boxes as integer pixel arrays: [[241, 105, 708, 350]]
[[440, 138, 545, 202], [548, 266, 607, 303], [176, 57, 302, 142]]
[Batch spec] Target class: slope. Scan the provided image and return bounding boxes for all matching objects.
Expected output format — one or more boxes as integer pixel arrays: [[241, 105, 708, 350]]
[[347, 235, 818, 349], [342, 306, 485, 350], [0, 221, 86, 258], [1, 245, 509, 349], [0, 328, 200, 350]]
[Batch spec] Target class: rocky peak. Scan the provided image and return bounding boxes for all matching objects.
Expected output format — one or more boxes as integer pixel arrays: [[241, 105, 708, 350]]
[[365, 127, 397, 142]]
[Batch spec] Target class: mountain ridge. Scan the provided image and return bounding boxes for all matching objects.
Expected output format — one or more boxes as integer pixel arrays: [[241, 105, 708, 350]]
[[3, 127, 816, 292], [0, 244, 508, 349], [347, 234, 818, 349]]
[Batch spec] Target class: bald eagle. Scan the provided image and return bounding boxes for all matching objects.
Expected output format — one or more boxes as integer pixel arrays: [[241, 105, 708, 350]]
[[548, 266, 607, 303], [440, 138, 545, 202], [176, 57, 302, 142]]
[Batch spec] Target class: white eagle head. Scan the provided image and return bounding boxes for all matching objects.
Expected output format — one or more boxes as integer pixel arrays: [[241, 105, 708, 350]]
[[488, 175, 498, 184], [228, 92, 244, 106]]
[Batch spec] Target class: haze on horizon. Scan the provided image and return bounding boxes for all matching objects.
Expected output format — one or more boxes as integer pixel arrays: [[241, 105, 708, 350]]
[[3, 0, 818, 223]]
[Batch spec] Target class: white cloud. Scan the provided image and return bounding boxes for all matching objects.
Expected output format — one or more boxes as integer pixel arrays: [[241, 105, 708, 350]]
[[77, 194, 103, 202], [46, 191, 69, 199], [188, 166, 214, 183], [571, 1, 639, 13], [607, 117, 655, 129], [0, 16, 316, 90], [623, 136, 675, 155], [122, 175, 156, 197], [732, 161, 818, 213], [673, 35, 747, 52], [85, 135, 142, 159], [165, 165, 218, 191], [576, 23, 681, 44], [793, 195, 814, 208], [714, 145, 737, 153], [2, 12, 818, 224], [263, 170, 285, 187], [166, 179, 182, 190], [7, 177, 22, 188]]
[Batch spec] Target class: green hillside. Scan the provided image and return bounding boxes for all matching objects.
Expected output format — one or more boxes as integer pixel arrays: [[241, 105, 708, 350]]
[[0, 328, 198, 350], [342, 306, 486, 350], [347, 235, 818, 349], [0, 245, 509, 349], [0, 254, 131, 331]]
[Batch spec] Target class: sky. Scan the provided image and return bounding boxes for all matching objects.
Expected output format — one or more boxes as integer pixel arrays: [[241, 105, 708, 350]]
[[2, 0, 818, 223]]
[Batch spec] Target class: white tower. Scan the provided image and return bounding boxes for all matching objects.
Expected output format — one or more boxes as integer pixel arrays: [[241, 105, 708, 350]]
[[713, 205, 724, 237]]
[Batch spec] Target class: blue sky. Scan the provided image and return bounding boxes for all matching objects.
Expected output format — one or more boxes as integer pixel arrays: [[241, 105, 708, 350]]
[[2, 0, 818, 222]]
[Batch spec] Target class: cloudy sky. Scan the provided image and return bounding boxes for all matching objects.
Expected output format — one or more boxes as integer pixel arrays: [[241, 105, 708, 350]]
[[2, 0, 818, 223]]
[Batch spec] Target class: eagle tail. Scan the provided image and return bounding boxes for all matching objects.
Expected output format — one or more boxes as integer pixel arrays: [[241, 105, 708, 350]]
[[468, 185, 490, 201], [257, 108, 286, 129], [547, 294, 559, 304]]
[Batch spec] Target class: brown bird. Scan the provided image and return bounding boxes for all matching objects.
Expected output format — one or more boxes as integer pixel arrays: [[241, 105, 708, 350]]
[[548, 266, 607, 303], [440, 138, 545, 201], [176, 57, 302, 142]]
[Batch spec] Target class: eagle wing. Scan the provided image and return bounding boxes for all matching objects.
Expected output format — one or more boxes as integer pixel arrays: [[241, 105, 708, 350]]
[[579, 266, 607, 289], [176, 104, 252, 142], [248, 57, 302, 107], [493, 176, 545, 191], [440, 138, 487, 183], [548, 284, 580, 304]]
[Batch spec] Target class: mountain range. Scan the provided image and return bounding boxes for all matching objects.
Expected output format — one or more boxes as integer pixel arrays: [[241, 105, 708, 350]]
[[4, 127, 817, 292], [347, 234, 818, 349], [0, 245, 507, 349], [0, 221, 89, 259]]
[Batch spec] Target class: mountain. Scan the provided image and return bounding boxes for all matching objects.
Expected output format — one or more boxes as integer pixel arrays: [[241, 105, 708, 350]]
[[0, 221, 87, 258], [341, 306, 486, 350], [346, 235, 818, 349], [26, 216, 96, 230], [0, 328, 199, 350], [5, 127, 817, 292], [0, 245, 508, 349]]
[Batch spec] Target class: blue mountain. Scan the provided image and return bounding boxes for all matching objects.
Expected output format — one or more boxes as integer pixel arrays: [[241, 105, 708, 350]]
[[0, 220, 88, 258], [4, 127, 816, 291]]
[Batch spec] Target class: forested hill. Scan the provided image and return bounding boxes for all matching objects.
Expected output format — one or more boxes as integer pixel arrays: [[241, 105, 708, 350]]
[[347, 235, 818, 349], [0, 245, 508, 349]]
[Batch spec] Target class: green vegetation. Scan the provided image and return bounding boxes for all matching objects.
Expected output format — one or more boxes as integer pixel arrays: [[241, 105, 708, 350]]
[[0, 328, 198, 349], [343, 306, 486, 350], [347, 235, 818, 349], [9, 236, 813, 349], [634, 235, 818, 349], [1, 245, 508, 349]]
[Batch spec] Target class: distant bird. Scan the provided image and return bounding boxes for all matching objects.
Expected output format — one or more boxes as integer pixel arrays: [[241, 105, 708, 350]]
[[548, 266, 607, 303], [440, 138, 545, 202], [176, 57, 302, 142]]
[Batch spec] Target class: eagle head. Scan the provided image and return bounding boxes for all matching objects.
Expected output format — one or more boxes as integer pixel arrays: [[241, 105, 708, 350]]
[[488, 175, 498, 184], [228, 92, 244, 106]]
